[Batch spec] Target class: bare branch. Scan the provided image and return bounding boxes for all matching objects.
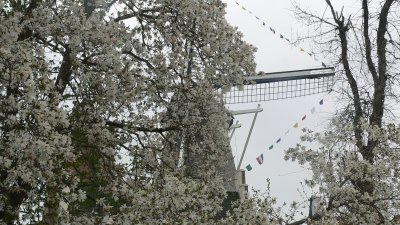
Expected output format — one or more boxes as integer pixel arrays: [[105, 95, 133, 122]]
[[362, 0, 379, 83]]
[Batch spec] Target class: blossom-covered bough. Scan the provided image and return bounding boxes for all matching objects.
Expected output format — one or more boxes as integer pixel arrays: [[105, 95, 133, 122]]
[[0, 0, 274, 224]]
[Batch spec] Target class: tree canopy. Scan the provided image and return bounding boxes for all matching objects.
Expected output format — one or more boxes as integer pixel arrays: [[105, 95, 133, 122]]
[[0, 0, 268, 224]]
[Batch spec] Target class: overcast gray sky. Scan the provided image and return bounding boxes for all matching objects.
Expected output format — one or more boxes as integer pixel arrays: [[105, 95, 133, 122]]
[[222, 0, 338, 208]]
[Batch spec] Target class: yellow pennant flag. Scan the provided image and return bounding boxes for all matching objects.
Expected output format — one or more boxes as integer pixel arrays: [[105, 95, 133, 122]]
[[300, 48, 305, 52], [293, 123, 299, 128]]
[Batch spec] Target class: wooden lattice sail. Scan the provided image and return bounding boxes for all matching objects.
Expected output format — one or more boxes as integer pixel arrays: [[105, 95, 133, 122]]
[[224, 67, 335, 104]]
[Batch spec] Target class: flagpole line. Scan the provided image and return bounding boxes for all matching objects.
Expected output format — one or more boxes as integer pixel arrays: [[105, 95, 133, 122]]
[[230, 0, 330, 68], [245, 94, 331, 172], [278, 168, 309, 176]]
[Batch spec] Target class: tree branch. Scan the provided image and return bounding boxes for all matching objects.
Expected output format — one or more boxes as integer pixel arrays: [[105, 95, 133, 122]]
[[105, 121, 180, 133], [362, 0, 379, 83], [55, 45, 72, 95], [122, 50, 155, 69], [326, 0, 364, 152]]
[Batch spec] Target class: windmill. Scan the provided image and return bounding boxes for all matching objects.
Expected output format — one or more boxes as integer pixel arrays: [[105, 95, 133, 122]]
[[220, 67, 335, 200]]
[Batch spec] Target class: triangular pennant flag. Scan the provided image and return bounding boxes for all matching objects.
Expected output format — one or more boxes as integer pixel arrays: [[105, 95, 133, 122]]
[[242, 6, 246, 10], [269, 27, 275, 34], [311, 107, 316, 114], [235, 1, 239, 5], [276, 138, 281, 143], [280, 34, 284, 39], [302, 115, 307, 120], [319, 99, 324, 105], [293, 123, 299, 128], [263, 22, 266, 26], [256, 154, 264, 165], [322, 62, 327, 67], [300, 48, 305, 52], [308, 52, 312, 56], [246, 164, 252, 171], [269, 145, 274, 150]]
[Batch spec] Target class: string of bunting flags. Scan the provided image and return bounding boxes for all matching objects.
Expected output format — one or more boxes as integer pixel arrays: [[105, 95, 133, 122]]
[[245, 99, 324, 172], [232, 0, 328, 68]]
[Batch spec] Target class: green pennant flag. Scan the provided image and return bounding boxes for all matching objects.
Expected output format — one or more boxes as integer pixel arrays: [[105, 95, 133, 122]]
[[246, 164, 252, 171], [269, 145, 274, 150]]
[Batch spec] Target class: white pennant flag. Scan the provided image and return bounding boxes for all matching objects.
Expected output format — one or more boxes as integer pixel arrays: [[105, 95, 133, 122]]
[[311, 107, 316, 114]]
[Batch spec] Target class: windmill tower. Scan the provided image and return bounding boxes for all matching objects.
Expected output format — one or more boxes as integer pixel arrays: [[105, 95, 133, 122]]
[[221, 67, 335, 200]]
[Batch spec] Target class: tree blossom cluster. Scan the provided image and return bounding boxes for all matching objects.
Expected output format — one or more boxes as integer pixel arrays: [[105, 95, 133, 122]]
[[0, 0, 274, 224]]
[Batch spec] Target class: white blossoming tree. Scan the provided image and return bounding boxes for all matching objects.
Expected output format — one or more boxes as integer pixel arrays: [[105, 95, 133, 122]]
[[0, 0, 274, 224], [285, 0, 400, 224]]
